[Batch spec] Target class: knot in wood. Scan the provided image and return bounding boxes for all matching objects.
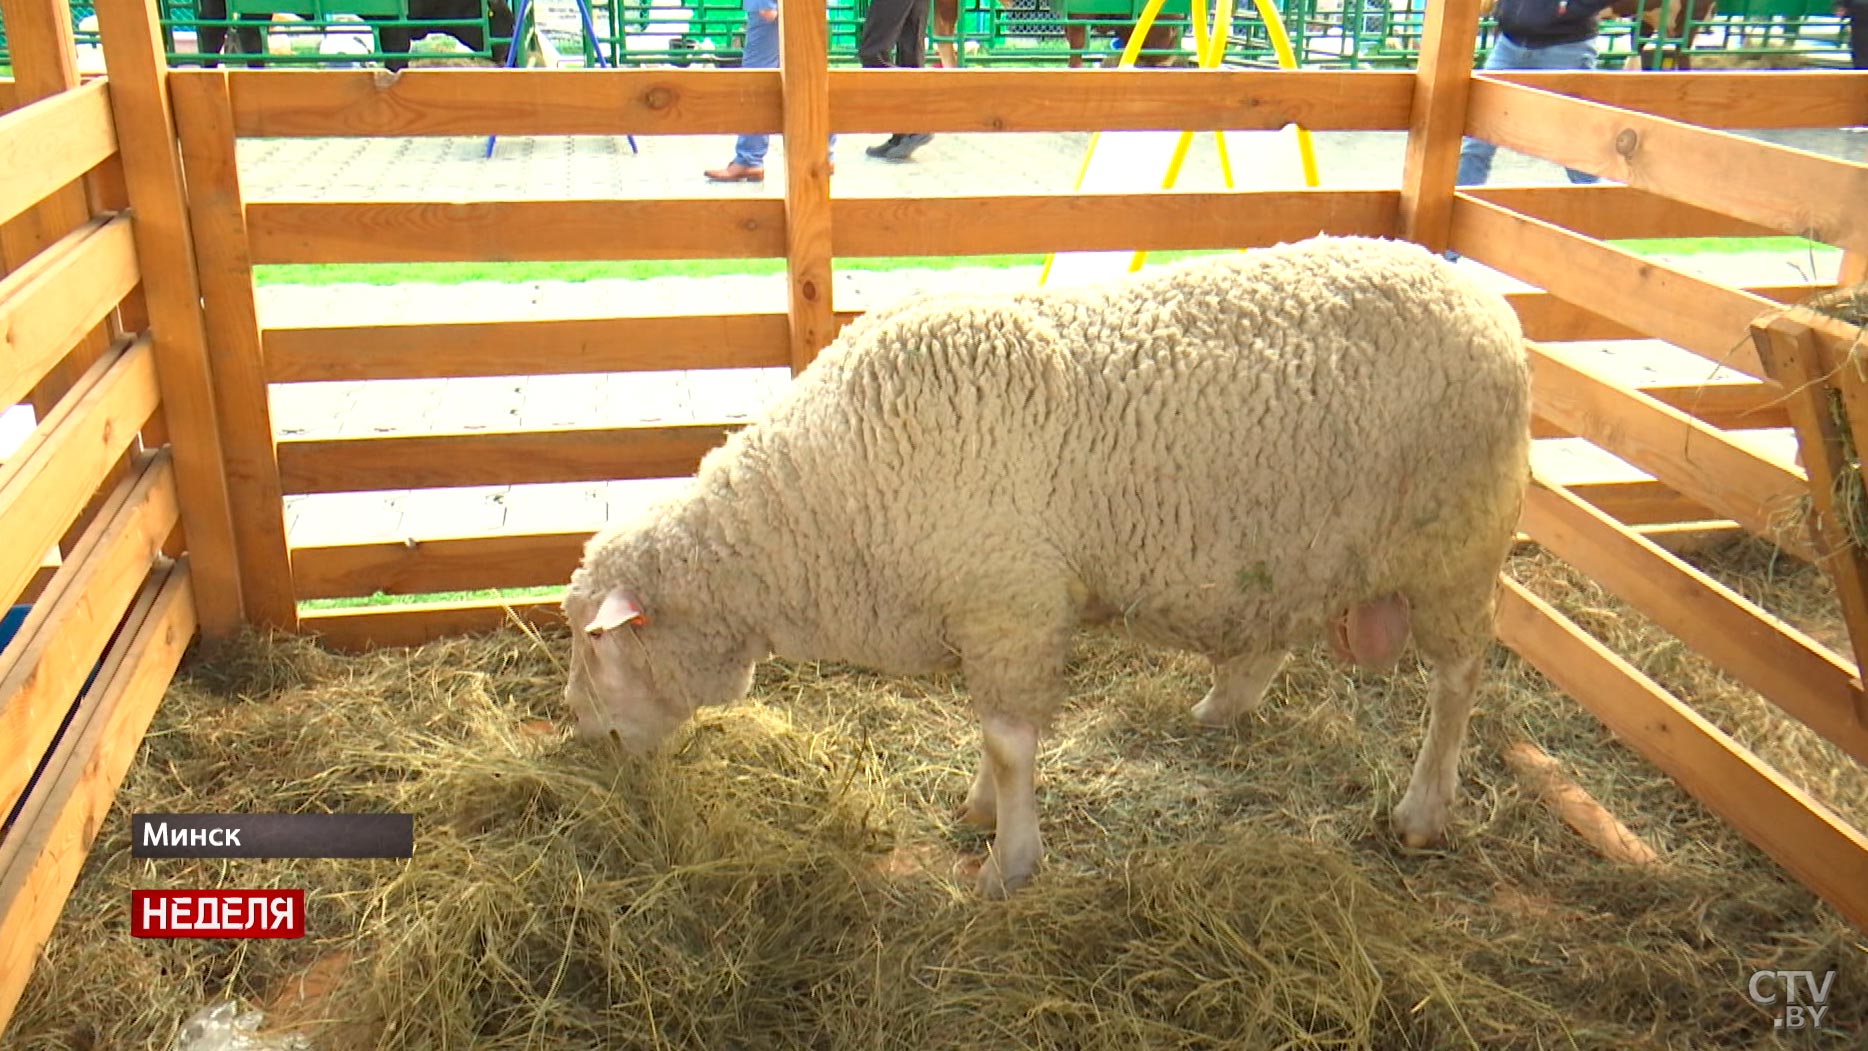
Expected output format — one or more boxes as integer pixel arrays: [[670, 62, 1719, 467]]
[[800, 279, 819, 302], [642, 86, 675, 110], [1614, 128, 1640, 157]]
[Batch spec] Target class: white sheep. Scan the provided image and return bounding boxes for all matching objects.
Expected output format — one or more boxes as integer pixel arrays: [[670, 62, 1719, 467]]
[[563, 235, 1532, 898]]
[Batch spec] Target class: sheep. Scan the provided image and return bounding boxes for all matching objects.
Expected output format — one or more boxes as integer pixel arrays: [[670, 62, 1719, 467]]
[[563, 235, 1532, 898]]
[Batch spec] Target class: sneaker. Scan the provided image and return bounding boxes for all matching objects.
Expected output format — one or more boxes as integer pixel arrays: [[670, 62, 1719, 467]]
[[882, 133, 933, 160], [865, 134, 905, 158]]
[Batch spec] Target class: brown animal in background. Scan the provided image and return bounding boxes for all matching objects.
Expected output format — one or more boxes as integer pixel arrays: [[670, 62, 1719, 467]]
[[932, 0, 1187, 68], [1607, 0, 1718, 69]]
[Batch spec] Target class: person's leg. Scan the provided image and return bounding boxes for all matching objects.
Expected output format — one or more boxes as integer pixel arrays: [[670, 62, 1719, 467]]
[[735, 133, 768, 168], [879, 0, 936, 158], [1454, 36, 1523, 188], [1523, 39, 1603, 183], [1851, 4, 1868, 69], [858, 0, 913, 67]]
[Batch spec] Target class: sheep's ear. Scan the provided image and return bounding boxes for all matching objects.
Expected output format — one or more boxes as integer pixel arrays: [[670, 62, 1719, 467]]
[[585, 588, 648, 637]]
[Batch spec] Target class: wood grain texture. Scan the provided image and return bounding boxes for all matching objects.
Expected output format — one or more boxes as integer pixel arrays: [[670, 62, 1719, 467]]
[[1452, 196, 1773, 378], [1523, 478, 1868, 767], [275, 423, 742, 494], [95, 0, 246, 635], [299, 596, 562, 651], [1530, 342, 1811, 561], [0, 560, 195, 1031], [263, 313, 796, 382], [1564, 478, 1715, 526], [172, 72, 297, 630], [221, 68, 783, 138], [1467, 78, 1868, 255], [832, 190, 1398, 257], [1531, 380, 1790, 438], [0, 81, 115, 230], [1465, 184, 1774, 241], [245, 198, 787, 264], [0, 214, 139, 411], [1397, 0, 1481, 252], [293, 531, 588, 600], [829, 68, 1415, 133], [1497, 578, 1868, 932], [0, 338, 162, 615], [0, 451, 179, 827], [780, 0, 834, 374], [1486, 70, 1868, 130]]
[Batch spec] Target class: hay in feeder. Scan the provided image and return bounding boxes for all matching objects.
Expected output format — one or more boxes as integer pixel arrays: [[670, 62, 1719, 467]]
[[7, 542, 1867, 1051]]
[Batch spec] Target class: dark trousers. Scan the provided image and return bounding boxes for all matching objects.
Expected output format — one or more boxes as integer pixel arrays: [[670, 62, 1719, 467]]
[[858, 0, 929, 68], [1850, 4, 1868, 69]]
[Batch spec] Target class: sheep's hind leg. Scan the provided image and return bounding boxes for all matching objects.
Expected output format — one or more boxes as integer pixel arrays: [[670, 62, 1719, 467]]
[[1392, 649, 1481, 849], [959, 757, 997, 829], [1191, 650, 1288, 728], [974, 713, 1042, 899]]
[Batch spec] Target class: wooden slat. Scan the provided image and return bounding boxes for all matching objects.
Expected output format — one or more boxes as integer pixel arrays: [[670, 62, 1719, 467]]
[[1530, 342, 1813, 561], [1451, 196, 1773, 378], [832, 190, 1398, 257], [0, 451, 180, 825], [263, 313, 796, 383], [245, 198, 787, 264], [293, 531, 588, 600], [172, 71, 297, 630], [1465, 184, 1775, 242], [1395, 0, 1480, 253], [0, 81, 116, 231], [1467, 78, 1868, 256], [0, 82, 14, 113], [1488, 70, 1868, 130], [275, 423, 741, 494], [1565, 478, 1715, 527], [0, 214, 139, 411], [0, 560, 196, 1030], [1532, 380, 1791, 439], [222, 68, 785, 138], [1523, 478, 1868, 767], [300, 595, 561, 651], [1497, 578, 1868, 931], [1513, 285, 1828, 344], [95, 0, 248, 636], [781, 0, 833, 374], [830, 69, 1416, 133], [0, 338, 162, 613]]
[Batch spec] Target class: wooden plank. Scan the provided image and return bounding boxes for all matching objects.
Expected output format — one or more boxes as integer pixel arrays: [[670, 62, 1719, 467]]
[[245, 198, 787, 264], [94, 0, 247, 636], [0, 451, 180, 825], [300, 595, 561, 651], [780, 0, 833, 374], [1496, 578, 1868, 932], [222, 67, 784, 138], [1566, 478, 1715, 527], [0, 81, 116, 230], [1451, 196, 1774, 378], [1523, 478, 1868, 767], [292, 531, 588, 600], [275, 423, 742, 494], [0, 214, 139, 411], [830, 69, 1416, 133], [1395, 0, 1481, 253], [1749, 316, 1868, 696], [1486, 70, 1868, 130], [1466, 78, 1868, 256], [1465, 184, 1775, 242], [0, 338, 162, 614], [0, 560, 196, 1031], [171, 72, 297, 631], [263, 313, 796, 383], [832, 190, 1398, 257], [1529, 341, 1813, 561], [1531, 380, 1791, 439], [0, 81, 14, 112]]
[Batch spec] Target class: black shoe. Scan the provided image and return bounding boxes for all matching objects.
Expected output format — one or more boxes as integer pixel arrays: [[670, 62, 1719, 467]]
[[865, 134, 905, 158], [882, 132, 933, 160]]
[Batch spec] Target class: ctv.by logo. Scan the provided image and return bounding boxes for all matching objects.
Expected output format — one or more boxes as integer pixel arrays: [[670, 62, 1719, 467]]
[[1749, 969, 1838, 1032]]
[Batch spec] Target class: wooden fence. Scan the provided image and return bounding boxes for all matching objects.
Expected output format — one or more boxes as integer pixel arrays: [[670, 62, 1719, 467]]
[[3, 0, 1868, 1033]]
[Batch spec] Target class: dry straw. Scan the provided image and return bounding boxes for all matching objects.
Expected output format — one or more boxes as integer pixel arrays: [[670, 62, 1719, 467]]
[[9, 542, 1867, 1050]]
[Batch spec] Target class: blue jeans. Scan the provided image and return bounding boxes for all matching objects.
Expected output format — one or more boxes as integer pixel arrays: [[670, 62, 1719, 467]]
[[734, 133, 839, 169], [1456, 35, 1602, 187]]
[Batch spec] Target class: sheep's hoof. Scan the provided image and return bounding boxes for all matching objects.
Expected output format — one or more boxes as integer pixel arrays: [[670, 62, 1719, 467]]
[[975, 853, 1033, 899], [1189, 690, 1234, 729], [956, 801, 997, 830], [1391, 797, 1450, 850]]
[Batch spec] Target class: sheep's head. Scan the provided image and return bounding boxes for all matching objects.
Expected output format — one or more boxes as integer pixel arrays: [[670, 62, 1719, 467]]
[[562, 583, 759, 753]]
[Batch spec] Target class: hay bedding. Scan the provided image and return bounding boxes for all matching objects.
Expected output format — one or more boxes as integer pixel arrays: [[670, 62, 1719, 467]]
[[10, 541, 1868, 1051]]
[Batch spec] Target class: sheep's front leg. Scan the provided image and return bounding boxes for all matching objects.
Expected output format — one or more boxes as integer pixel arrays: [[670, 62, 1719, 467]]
[[959, 757, 997, 829], [974, 714, 1042, 899], [1191, 650, 1287, 727]]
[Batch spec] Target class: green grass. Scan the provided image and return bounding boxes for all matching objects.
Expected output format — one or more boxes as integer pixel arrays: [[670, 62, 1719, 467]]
[[1610, 235, 1833, 256], [299, 584, 564, 611]]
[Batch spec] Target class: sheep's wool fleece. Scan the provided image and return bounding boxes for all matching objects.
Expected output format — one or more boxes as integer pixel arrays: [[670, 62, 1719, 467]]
[[575, 236, 1531, 686]]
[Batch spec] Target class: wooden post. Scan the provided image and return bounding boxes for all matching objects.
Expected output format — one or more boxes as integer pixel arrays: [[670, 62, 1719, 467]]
[[92, 0, 247, 636], [779, 0, 835, 374], [171, 72, 300, 630], [1397, 0, 1482, 253]]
